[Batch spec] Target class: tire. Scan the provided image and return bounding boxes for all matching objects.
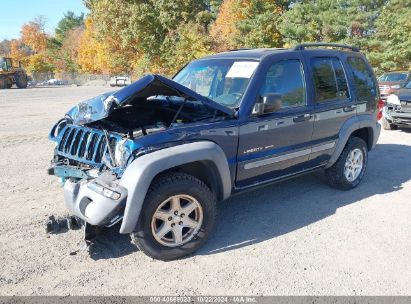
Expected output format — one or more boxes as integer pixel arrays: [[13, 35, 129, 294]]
[[131, 172, 216, 261], [382, 116, 397, 130], [325, 137, 368, 190], [15, 73, 28, 89]]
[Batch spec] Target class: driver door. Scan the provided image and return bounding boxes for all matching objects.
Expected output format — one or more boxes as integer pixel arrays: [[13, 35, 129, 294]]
[[236, 58, 314, 188]]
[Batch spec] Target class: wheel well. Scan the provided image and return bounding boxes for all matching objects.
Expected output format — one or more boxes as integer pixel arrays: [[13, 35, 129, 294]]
[[151, 161, 224, 201], [350, 127, 373, 150]]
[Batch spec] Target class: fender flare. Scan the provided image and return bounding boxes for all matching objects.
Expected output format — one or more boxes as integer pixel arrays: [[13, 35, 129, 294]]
[[326, 114, 380, 168], [118, 141, 232, 233]]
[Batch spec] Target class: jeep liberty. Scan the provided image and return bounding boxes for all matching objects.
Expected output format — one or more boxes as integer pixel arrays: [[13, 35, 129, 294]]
[[48, 43, 382, 260]]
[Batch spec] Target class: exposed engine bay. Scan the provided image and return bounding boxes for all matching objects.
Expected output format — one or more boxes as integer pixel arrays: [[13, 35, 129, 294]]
[[86, 96, 222, 138]]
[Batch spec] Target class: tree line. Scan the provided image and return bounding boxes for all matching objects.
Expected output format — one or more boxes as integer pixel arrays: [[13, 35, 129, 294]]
[[0, 0, 410, 78]]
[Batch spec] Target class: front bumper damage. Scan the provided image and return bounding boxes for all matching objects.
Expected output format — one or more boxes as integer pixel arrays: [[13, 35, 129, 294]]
[[383, 105, 411, 125], [49, 165, 128, 228]]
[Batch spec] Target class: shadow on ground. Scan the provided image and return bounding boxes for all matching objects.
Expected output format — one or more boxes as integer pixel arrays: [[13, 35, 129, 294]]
[[88, 226, 137, 260], [87, 142, 411, 259]]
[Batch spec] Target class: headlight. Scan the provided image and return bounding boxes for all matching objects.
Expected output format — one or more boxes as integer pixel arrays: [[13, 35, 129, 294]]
[[114, 139, 132, 167], [390, 84, 400, 89]]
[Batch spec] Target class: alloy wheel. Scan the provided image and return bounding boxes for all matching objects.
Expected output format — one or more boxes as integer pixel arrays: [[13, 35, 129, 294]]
[[151, 195, 203, 247]]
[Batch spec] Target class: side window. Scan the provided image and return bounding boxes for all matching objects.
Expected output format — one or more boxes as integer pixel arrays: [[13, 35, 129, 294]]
[[347, 57, 377, 101], [260, 60, 306, 109], [311, 57, 349, 103]]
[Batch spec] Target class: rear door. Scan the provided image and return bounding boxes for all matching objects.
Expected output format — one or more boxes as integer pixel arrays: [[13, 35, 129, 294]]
[[306, 55, 356, 165], [236, 56, 314, 187]]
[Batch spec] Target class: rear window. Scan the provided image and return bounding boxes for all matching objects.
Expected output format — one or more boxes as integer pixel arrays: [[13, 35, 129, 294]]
[[311, 57, 349, 103], [378, 73, 408, 82], [347, 57, 377, 101]]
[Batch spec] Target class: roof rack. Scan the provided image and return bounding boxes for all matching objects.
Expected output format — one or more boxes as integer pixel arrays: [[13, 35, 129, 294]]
[[293, 43, 360, 52], [228, 48, 253, 52]]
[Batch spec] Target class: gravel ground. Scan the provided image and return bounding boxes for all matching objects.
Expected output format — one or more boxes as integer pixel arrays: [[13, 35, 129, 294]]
[[0, 86, 410, 296]]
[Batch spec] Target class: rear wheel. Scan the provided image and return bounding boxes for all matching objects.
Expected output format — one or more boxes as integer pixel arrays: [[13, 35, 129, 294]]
[[325, 137, 368, 190], [382, 116, 397, 130], [131, 172, 216, 261], [15, 73, 28, 89]]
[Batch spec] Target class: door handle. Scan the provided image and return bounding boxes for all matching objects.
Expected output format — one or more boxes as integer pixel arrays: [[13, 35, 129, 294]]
[[258, 124, 269, 131], [343, 105, 357, 112], [293, 113, 312, 123]]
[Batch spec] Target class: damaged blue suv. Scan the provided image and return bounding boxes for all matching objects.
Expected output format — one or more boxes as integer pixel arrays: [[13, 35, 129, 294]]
[[48, 43, 381, 260]]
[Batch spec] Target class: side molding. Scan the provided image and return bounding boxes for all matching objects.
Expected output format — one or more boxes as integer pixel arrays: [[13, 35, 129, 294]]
[[118, 141, 232, 234]]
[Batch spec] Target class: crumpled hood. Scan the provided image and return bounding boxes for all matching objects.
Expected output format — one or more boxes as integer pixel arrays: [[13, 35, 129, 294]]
[[66, 74, 233, 125]]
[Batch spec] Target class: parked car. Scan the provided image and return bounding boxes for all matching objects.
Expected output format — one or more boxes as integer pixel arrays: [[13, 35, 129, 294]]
[[47, 79, 68, 85], [110, 76, 131, 87], [382, 80, 411, 130], [378, 71, 411, 99], [48, 43, 381, 260]]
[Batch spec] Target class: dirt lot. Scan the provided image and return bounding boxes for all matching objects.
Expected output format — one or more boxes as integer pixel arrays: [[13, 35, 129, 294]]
[[0, 86, 410, 296]]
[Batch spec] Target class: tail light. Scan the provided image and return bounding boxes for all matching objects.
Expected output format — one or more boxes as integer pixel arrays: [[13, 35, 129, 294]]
[[377, 99, 384, 120]]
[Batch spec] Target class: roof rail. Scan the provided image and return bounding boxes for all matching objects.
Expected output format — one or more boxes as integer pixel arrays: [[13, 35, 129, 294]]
[[228, 48, 253, 52], [293, 43, 360, 52]]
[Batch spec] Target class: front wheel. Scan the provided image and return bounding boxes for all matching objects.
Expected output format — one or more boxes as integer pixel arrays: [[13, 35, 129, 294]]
[[325, 137, 368, 190], [131, 172, 216, 261]]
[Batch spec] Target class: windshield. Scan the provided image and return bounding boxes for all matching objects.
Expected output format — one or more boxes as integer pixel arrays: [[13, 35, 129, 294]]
[[173, 59, 259, 108], [378, 73, 408, 82], [405, 81, 411, 89]]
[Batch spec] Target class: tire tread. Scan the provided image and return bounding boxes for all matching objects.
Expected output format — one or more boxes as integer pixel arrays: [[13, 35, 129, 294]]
[[325, 137, 367, 190], [131, 171, 216, 261]]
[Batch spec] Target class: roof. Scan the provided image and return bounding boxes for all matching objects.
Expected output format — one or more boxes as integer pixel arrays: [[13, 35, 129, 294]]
[[198, 44, 361, 61], [199, 48, 290, 60]]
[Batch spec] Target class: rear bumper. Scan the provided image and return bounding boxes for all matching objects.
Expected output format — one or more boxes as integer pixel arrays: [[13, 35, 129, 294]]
[[63, 175, 127, 227]]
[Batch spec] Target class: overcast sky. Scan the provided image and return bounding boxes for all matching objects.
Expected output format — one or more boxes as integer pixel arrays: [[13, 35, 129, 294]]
[[0, 0, 88, 40]]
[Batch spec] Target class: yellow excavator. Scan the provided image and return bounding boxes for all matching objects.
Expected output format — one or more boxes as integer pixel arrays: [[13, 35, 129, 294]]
[[0, 57, 28, 89]]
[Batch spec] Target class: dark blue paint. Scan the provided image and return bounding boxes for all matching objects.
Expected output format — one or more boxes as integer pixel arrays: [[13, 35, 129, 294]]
[[50, 47, 378, 192]]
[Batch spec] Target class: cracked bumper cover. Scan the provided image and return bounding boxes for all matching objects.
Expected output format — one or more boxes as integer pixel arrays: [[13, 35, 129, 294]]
[[63, 178, 127, 227]]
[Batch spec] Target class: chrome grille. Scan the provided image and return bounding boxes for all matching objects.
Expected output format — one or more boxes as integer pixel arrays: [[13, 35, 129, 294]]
[[57, 125, 118, 166]]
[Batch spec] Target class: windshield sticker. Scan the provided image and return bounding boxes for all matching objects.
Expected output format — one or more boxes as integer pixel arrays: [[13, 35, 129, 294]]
[[226, 61, 259, 78]]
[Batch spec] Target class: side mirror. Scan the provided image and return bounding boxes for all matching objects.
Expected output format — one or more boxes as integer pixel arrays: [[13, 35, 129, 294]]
[[252, 93, 282, 115]]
